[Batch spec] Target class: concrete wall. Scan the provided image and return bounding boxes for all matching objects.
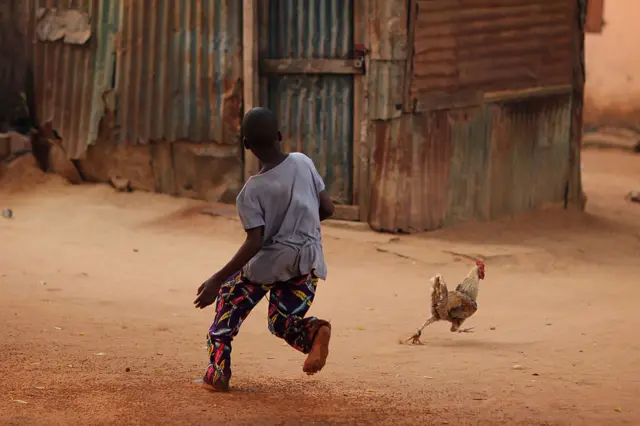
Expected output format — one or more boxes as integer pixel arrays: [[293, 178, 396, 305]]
[[584, 0, 640, 130]]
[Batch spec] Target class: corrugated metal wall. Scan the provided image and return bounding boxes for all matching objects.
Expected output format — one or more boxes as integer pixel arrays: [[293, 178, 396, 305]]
[[34, 0, 242, 158], [33, 0, 118, 159], [262, 0, 355, 204], [410, 0, 574, 100], [366, 0, 578, 232], [116, 0, 242, 144], [116, 0, 243, 145], [368, 94, 573, 232], [27, 0, 580, 228], [366, 0, 408, 121]]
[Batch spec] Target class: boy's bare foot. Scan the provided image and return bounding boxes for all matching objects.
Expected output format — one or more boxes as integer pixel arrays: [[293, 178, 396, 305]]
[[193, 378, 230, 392], [303, 325, 331, 375]]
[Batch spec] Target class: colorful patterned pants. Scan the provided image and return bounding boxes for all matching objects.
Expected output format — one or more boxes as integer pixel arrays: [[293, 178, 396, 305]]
[[203, 271, 330, 390]]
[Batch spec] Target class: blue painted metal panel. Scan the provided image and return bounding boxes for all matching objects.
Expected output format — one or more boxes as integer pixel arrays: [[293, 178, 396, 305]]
[[116, 0, 243, 145], [88, 0, 119, 147], [264, 0, 355, 204], [33, 0, 119, 158]]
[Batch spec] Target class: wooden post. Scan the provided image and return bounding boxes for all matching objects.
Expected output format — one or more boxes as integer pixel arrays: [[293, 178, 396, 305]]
[[567, 0, 586, 210], [353, 0, 371, 222], [403, 0, 417, 112], [242, 0, 260, 181]]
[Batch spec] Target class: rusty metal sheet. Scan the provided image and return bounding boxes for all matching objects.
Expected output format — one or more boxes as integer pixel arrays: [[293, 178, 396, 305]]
[[367, 0, 408, 60], [368, 118, 408, 232], [116, 0, 243, 145], [263, 0, 355, 204], [264, 0, 353, 60], [444, 106, 493, 226], [33, 0, 118, 159], [410, 0, 574, 104], [368, 60, 405, 120], [368, 94, 573, 233], [368, 113, 454, 232], [488, 94, 572, 219]]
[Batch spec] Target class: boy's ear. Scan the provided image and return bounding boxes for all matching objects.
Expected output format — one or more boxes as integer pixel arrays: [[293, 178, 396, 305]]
[[243, 137, 250, 150], [277, 131, 282, 142]]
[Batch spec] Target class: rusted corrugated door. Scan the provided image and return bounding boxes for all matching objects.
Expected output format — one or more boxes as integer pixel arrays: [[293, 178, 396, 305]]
[[408, 0, 574, 111], [259, 0, 359, 205]]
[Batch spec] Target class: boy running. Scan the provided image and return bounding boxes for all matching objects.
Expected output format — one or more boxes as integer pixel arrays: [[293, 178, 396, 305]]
[[193, 107, 334, 391]]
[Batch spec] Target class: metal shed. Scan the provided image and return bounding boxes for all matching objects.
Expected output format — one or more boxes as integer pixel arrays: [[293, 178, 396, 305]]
[[244, 0, 586, 232], [24, 0, 586, 232]]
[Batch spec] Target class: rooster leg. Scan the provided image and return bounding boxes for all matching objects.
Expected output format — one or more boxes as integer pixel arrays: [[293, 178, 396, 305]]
[[406, 317, 436, 344], [450, 321, 474, 333]]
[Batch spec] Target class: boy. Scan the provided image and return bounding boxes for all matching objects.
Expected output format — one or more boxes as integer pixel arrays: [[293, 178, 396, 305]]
[[193, 107, 334, 392]]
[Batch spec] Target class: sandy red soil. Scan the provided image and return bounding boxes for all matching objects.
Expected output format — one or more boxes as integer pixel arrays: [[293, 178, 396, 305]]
[[0, 149, 639, 425]]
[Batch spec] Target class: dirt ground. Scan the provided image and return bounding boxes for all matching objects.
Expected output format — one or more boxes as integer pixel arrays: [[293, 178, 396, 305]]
[[0, 149, 639, 426]]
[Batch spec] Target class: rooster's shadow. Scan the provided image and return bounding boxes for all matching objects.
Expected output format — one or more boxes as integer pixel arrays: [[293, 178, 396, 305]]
[[407, 338, 536, 350]]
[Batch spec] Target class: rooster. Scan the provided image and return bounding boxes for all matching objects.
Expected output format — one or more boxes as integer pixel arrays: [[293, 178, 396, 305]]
[[406, 261, 485, 345]]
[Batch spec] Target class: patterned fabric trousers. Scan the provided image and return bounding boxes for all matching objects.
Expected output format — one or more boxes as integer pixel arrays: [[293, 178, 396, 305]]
[[203, 270, 330, 390]]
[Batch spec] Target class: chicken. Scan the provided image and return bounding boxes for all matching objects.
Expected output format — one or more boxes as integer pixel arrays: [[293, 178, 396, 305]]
[[406, 261, 485, 345]]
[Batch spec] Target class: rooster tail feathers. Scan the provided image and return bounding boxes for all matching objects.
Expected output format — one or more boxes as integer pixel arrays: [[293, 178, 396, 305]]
[[429, 274, 448, 317], [429, 274, 441, 288]]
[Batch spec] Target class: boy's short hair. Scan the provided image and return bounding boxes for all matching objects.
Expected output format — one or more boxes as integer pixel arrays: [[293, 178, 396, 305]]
[[242, 107, 279, 149]]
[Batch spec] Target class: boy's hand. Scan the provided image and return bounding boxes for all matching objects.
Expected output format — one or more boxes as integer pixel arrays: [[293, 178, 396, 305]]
[[193, 227, 262, 309], [194, 275, 224, 309], [318, 190, 335, 221]]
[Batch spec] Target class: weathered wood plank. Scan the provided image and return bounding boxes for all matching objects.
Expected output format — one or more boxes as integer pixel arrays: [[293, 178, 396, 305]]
[[567, 0, 586, 210], [333, 205, 361, 222], [484, 85, 573, 103], [415, 90, 484, 112], [260, 59, 364, 75], [356, 0, 371, 222], [352, 0, 366, 207], [414, 84, 573, 112], [403, 0, 418, 112]]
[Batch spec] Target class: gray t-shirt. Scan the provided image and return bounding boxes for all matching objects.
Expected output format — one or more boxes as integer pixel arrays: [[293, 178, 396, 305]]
[[236, 152, 328, 284]]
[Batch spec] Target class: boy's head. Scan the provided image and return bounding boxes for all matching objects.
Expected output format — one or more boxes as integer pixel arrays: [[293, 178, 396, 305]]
[[241, 107, 282, 160]]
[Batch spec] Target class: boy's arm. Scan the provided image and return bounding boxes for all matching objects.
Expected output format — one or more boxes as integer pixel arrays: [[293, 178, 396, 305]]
[[210, 226, 264, 283], [304, 155, 335, 221], [194, 189, 265, 309], [193, 226, 263, 309], [318, 190, 335, 221]]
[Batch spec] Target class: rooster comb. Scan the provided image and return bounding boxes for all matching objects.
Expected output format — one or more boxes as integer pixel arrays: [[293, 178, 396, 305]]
[[476, 261, 485, 268]]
